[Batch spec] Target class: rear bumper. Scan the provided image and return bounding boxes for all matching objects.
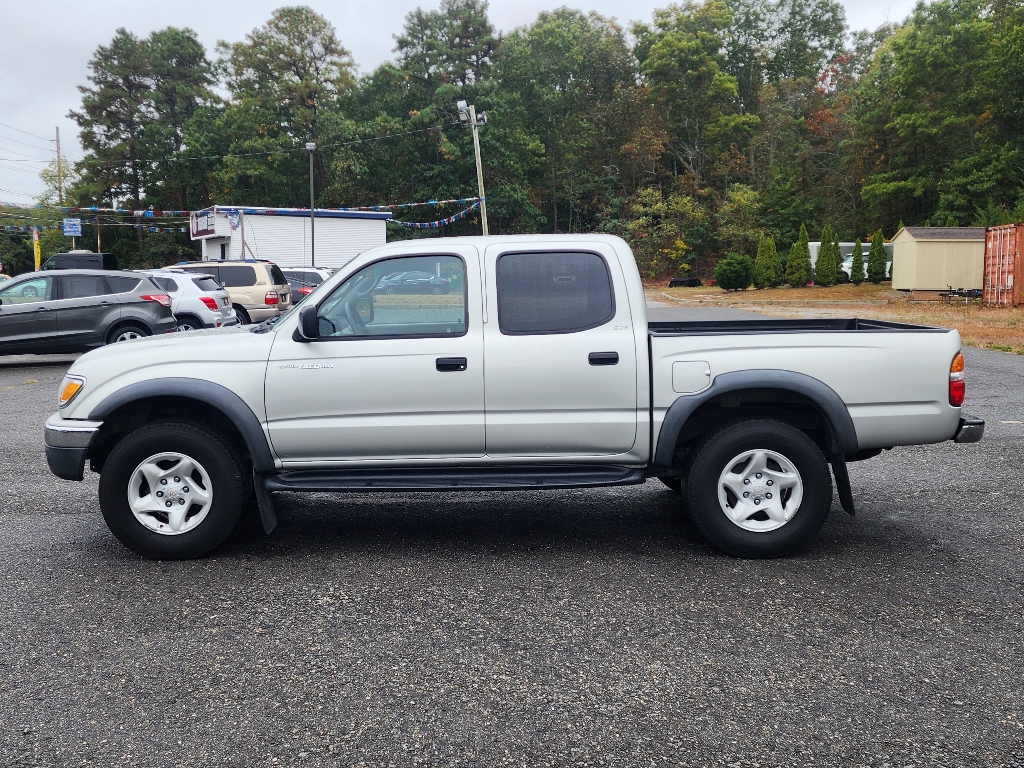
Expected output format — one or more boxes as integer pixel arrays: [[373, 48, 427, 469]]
[[44, 413, 102, 481], [954, 415, 985, 444]]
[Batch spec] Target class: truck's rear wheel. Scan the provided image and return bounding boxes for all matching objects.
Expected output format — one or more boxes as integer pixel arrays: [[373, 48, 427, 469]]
[[685, 419, 832, 558], [98, 421, 246, 559]]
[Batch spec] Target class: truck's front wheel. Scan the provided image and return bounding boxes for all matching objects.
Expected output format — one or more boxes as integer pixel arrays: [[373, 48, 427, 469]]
[[685, 419, 832, 558], [98, 421, 246, 560]]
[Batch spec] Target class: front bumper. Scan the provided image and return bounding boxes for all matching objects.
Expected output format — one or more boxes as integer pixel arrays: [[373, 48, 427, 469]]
[[954, 415, 985, 444], [44, 413, 102, 480]]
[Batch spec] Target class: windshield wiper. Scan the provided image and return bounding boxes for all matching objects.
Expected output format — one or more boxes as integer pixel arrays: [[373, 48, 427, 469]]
[[250, 317, 279, 334]]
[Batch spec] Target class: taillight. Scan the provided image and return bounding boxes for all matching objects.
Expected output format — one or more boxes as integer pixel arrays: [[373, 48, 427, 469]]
[[298, 286, 313, 295], [199, 296, 218, 310], [140, 294, 171, 308], [949, 351, 965, 406], [265, 291, 279, 305]]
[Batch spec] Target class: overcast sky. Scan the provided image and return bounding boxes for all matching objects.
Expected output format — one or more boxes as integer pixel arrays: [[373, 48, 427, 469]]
[[0, 0, 918, 203]]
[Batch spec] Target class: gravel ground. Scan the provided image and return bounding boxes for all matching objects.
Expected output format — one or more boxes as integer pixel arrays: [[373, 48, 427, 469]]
[[0, 343, 1022, 767]]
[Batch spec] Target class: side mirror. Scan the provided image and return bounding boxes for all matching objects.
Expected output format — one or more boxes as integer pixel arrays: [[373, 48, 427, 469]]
[[294, 304, 320, 342], [354, 297, 374, 323]]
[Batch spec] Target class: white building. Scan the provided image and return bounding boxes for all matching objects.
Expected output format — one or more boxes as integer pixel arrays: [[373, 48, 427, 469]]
[[189, 206, 392, 269], [809, 241, 893, 268]]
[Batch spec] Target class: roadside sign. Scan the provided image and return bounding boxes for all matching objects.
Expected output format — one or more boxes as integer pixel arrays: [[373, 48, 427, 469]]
[[62, 218, 82, 237], [190, 211, 217, 239]]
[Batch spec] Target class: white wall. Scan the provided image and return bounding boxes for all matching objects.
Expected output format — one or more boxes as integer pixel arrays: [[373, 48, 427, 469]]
[[194, 212, 387, 267]]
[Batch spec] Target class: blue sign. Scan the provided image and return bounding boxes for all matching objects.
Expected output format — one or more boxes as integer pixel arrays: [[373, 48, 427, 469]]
[[62, 218, 82, 237]]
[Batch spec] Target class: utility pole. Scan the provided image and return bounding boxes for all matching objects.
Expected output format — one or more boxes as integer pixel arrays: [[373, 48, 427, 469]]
[[55, 127, 63, 206], [305, 142, 316, 266], [457, 101, 489, 235], [96, 215, 101, 253]]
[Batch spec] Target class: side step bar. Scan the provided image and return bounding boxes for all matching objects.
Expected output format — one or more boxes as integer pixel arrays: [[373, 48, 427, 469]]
[[263, 464, 646, 493]]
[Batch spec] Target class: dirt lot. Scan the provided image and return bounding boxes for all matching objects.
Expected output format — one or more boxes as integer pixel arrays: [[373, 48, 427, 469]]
[[653, 283, 1024, 354]]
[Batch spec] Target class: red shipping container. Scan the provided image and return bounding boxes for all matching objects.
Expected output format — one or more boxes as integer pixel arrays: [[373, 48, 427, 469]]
[[984, 224, 1024, 306]]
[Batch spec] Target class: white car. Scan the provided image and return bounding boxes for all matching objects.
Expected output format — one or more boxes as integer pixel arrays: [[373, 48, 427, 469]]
[[140, 269, 238, 332], [47, 235, 984, 560]]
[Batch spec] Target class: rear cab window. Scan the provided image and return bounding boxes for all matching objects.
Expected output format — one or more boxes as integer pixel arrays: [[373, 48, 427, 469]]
[[495, 251, 615, 335]]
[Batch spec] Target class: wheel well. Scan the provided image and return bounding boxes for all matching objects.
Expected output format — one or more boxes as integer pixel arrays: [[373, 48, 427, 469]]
[[667, 388, 833, 472], [106, 319, 149, 339], [88, 396, 251, 474]]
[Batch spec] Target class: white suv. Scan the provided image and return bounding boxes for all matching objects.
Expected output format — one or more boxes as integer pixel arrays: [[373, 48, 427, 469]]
[[141, 270, 238, 331]]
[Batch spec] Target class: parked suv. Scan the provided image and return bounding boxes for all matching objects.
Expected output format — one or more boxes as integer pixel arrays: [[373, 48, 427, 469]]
[[140, 269, 238, 331], [42, 251, 120, 271], [175, 261, 289, 324], [0, 269, 175, 355]]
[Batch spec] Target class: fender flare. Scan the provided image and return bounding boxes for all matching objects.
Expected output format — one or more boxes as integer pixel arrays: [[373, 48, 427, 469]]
[[652, 369, 858, 471], [88, 378, 276, 473]]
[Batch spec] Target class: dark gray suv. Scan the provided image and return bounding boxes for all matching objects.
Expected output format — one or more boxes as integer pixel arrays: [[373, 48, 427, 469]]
[[0, 270, 176, 355]]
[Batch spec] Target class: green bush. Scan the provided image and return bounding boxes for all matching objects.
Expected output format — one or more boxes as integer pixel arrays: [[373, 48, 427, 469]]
[[785, 224, 812, 287], [850, 237, 864, 284], [815, 224, 839, 286], [867, 229, 887, 283], [714, 253, 754, 291], [753, 234, 783, 289]]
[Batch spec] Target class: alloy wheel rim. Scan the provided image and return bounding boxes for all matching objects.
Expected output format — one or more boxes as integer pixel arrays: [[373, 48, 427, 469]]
[[127, 452, 214, 535], [717, 448, 803, 532], [115, 330, 142, 342]]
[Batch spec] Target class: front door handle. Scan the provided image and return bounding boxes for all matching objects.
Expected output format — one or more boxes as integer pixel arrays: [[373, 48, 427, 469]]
[[35, 305, 50, 312], [589, 351, 619, 366], [436, 357, 468, 372]]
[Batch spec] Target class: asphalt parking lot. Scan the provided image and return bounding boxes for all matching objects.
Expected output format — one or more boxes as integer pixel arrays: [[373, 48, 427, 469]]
[[1, 335, 1022, 767]]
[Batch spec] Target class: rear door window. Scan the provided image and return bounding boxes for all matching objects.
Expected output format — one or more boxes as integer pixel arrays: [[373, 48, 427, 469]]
[[496, 251, 614, 335], [218, 266, 257, 287], [60, 274, 111, 298]]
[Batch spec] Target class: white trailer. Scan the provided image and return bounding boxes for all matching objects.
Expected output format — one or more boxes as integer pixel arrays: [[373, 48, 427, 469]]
[[189, 206, 391, 269]]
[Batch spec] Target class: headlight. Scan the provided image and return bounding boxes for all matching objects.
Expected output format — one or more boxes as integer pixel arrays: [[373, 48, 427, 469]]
[[58, 375, 86, 408]]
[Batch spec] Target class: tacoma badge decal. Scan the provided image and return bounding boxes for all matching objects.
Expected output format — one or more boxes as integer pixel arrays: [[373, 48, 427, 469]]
[[278, 363, 335, 369]]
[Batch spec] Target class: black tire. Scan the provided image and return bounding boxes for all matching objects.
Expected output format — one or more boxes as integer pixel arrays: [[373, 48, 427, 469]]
[[174, 314, 203, 332], [684, 419, 832, 558], [105, 322, 150, 345], [659, 476, 683, 495], [234, 306, 251, 325], [99, 421, 246, 559]]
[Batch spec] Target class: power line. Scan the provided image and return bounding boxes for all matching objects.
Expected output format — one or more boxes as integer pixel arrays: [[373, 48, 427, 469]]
[[0, 162, 37, 174], [0, 121, 54, 143], [0, 188, 36, 198], [0, 132, 57, 153]]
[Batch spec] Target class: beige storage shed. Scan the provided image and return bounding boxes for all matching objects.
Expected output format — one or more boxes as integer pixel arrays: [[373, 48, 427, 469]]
[[891, 227, 985, 290]]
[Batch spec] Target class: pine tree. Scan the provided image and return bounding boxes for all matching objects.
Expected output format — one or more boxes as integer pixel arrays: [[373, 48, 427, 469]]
[[786, 224, 811, 287], [714, 253, 754, 290], [897, 219, 905, 233], [815, 224, 838, 286], [753, 234, 782, 289], [867, 229, 888, 283], [850, 237, 865, 284]]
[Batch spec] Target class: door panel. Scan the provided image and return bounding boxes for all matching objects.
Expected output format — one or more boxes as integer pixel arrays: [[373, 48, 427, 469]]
[[482, 246, 638, 457], [266, 249, 484, 463], [0, 277, 57, 354], [54, 274, 118, 352]]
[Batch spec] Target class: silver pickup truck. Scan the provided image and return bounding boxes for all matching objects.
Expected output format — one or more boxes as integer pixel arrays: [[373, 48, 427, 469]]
[[44, 235, 984, 560]]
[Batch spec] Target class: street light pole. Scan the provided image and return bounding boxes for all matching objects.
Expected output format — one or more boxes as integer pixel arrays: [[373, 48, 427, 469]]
[[458, 101, 489, 236], [305, 142, 316, 266]]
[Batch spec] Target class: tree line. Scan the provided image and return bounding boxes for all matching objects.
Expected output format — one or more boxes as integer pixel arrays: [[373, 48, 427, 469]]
[[4, 0, 1024, 280]]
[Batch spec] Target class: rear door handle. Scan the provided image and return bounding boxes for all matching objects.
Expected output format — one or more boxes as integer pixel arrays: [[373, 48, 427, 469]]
[[589, 351, 619, 366], [436, 357, 468, 372], [35, 305, 50, 312]]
